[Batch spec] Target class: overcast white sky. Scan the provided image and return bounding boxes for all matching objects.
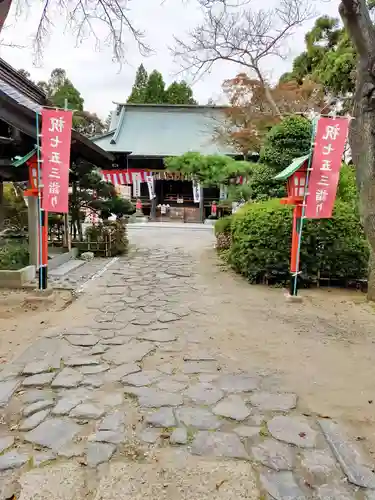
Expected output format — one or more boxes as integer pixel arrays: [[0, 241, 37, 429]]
[[0, 0, 340, 120]]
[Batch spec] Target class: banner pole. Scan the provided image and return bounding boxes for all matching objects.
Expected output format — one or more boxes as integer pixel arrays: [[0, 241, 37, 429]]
[[35, 113, 44, 290], [292, 117, 318, 296]]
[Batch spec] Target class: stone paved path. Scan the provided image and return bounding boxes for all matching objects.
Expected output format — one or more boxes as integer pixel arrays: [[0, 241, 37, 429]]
[[0, 226, 374, 499]]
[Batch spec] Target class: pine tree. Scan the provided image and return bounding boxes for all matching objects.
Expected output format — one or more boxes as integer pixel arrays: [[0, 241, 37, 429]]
[[144, 70, 166, 103], [127, 64, 148, 103], [165, 81, 197, 104]]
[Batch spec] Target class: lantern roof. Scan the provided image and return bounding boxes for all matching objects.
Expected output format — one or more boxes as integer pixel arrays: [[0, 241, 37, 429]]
[[12, 147, 38, 167], [274, 155, 309, 181]]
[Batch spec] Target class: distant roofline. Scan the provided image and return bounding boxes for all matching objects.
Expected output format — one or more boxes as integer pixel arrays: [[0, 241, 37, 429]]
[[112, 102, 230, 110]]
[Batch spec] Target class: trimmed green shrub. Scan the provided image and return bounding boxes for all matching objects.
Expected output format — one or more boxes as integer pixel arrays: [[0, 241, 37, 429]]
[[260, 116, 312, 172], [229, 198, 369, 283], [214, 216, 232, 236]]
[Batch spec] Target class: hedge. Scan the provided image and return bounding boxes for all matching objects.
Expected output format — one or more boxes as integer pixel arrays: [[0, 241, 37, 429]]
[[228, 198, 369, 283]]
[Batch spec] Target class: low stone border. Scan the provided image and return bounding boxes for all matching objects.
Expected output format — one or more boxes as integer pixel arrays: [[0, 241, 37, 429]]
[[0, 265, 36, 288]]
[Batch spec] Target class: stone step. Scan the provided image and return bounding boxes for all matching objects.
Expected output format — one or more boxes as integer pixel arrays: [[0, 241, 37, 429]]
[[49, 259, 85, 277]]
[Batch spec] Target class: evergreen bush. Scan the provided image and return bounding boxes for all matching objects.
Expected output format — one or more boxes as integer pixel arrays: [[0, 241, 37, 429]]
[[229, 198, 369, 283]]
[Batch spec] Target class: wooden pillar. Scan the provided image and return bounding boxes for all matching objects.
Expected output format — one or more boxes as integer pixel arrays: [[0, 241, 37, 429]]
[[27, 195, 39, 267], [199, 186, 204, 223], [150, 178, 157, 220]]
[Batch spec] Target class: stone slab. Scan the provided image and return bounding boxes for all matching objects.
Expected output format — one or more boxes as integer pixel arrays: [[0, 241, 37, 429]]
[[191, 431, 248, 459], [213, 395, 250, 421], [65, 335, 100, 347], [23, 360, 60, 375], [268, 416, 317, 448], [186, 383, 224, 406], [86, 442, 116, 467], [70, 403, 105, 419], [316, 482, 356, 500], [51, 368, 83, 388], [24, 418, 80, 450], [183, 361, 218, 374], [23, 399, 54, 417], [145, 407, 176, 428], [102, 342, 154, 365], [122, 370, 162, 387], [137, 389, 183, 408], [156, 379, 188, 393], [64, 356, 99, 367], [176, 407, 221, 430], [170, 427, 188, 444], [52, 396, 82, 416], [249, 392, 297, 411], [234, 426, 261, 438], [300, 449, 340, 484], [19, 409, 50, 431], [105, 363, 141, 383], [136, 330, 177, 342], [99, 411, 125, 431], [0, 452, 29, 471], [319, 419, 375, 488], [49, 259, 84, 276], [251, 438, 294, 471], [23, 373, 56, 387], [215, 374, 259, 393], [260, 471, 306, 500]]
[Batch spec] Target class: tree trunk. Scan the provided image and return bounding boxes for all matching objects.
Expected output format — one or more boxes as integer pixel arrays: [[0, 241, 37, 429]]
[[0, 0, 13, 33], [340, 0, 375, 300]]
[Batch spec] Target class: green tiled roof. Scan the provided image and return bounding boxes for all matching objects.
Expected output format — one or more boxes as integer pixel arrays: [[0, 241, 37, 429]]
[[93, 105, 236, 157], [274, 155, 309, 181]]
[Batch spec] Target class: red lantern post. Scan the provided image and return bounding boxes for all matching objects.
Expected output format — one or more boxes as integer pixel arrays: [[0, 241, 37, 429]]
[[275, 156, 309, 296]]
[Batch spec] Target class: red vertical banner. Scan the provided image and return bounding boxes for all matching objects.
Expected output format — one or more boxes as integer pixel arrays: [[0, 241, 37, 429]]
[[305, 117, 349, 219], [41, 109, 73, 213]]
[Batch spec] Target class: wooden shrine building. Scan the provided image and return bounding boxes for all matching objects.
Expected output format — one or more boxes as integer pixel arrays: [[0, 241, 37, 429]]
[[0, 57, 114, 264], [93, 103, 241, 222]]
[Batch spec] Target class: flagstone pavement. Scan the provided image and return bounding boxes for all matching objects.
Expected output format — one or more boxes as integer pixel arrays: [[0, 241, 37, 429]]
[[0, 226, 374, 499]]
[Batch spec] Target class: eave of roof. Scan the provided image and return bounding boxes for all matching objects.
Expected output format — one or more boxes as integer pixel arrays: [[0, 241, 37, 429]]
[[112, 102, 230, 111], [0, 62, 115, 168], [274, 155, 309, 181]]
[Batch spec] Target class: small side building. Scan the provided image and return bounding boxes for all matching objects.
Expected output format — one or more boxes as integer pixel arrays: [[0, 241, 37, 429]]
[[93, 103, 241, 222]]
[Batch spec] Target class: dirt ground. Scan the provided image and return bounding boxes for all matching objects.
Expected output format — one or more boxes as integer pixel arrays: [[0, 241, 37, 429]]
[[197, 249, 375, 456], [0, 288, 73, 364], [2, 230, 375, 462]]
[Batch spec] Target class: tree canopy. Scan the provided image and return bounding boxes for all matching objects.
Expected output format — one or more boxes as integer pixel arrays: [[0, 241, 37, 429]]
[[36, 68, 105, 137], [217, 75, 323, 155], [127, 65, 197, 105], [280, 16, 356, 97]]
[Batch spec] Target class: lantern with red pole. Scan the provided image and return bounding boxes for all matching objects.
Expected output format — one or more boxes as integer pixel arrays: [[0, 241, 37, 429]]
[[274, 155, 309, 296]]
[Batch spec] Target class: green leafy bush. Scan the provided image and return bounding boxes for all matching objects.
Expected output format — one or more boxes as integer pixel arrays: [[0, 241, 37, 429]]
[[260, 116, 312, 172], [0, 240, 29, 270], [214, 216, 232, 236], [229, 198, 369, 283], [337, 164, 357, 207]]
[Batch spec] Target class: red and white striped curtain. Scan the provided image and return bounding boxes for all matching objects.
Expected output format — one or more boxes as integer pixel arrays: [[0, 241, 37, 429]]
[[101, 169, 246, 186]]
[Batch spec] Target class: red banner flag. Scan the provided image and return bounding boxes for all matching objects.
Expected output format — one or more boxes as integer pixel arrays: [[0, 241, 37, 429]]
[[41, 109, 73, 213], [305, 117, 349, 219]]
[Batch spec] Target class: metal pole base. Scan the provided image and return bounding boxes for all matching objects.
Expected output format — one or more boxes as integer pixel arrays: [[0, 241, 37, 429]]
[[39, 265, 48, 290]]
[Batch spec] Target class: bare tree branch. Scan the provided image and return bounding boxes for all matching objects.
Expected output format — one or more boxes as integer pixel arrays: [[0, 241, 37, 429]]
[[172, 0, 314, 115], [3, 0, 152, 64]]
